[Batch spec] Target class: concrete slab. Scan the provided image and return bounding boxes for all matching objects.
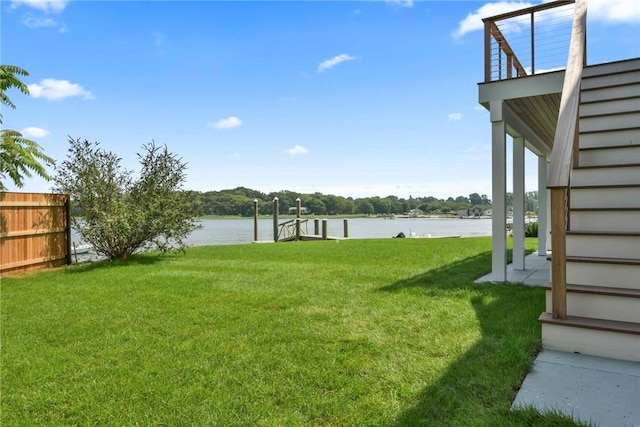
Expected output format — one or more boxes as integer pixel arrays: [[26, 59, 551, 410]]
[[513, 350, 640, 427], [475, 252, 550, 286]]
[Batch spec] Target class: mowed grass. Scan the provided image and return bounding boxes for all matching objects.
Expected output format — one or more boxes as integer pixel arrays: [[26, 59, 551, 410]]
[[1, 237, 584, 426]]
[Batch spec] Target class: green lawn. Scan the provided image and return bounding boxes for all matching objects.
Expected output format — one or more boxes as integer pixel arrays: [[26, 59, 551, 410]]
[[1, 237, 585, 426]]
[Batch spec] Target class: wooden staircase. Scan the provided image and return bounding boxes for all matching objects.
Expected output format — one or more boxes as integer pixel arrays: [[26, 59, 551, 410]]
[[540, 58, 640, 362]]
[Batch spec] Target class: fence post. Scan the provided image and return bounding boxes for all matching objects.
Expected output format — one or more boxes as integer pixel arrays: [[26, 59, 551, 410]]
[[322, 219, 328, 240], [273, 197, 279, 242], [65, 195, 72, 265], [343, 219, 349, 238], [314, 218, 319, 235], [253, 199, 258, 242]]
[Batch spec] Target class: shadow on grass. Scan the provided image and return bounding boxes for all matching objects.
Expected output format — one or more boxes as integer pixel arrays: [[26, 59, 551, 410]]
[[66, 253, 166, 274], [379, 252, 585, 426]]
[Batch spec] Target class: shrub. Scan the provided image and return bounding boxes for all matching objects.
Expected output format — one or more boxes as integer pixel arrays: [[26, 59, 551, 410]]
[[525, 222, 538, 238], [53, 137, 201, 260]]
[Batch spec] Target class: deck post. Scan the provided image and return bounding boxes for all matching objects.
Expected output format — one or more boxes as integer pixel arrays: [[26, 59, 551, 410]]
[[322, 219, 328, 240], [343, 219, 348, 238], [550, 188, 567, 319], [537, 156, 548, 256], [491, 100, 507, 281], [513, 136, 526, 270], [273, 197, 279, 242]]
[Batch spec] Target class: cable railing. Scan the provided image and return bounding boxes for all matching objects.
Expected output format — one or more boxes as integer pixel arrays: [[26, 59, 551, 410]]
[[483, 0, 577, 82]]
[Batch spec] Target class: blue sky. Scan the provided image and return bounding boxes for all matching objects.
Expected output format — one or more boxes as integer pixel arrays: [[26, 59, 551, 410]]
[[2, 0, 639, 199]]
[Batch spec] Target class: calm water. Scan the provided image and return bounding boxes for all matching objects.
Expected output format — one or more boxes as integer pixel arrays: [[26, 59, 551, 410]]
[[186, 217, 492, 246], [71, 217, 493, 261]]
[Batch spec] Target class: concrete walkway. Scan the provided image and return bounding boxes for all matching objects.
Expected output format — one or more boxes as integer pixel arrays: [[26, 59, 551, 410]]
[[476, 253, 640, 427]]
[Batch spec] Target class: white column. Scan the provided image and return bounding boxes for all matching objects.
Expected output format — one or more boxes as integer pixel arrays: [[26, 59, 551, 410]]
[[537, 156, 548, 256], [491, 100, 507, 281], [513, 136, 525, 270]]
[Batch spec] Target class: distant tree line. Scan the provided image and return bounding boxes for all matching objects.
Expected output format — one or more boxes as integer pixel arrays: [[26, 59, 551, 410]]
[[185, 187, 539, 217]]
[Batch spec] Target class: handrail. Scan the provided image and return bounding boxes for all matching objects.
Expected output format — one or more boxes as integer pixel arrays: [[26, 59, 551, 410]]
[[278, 218, 308, 241], [548, 0, 586, 188], [547, 0, 586, 320], [489, 23, 528, 79], [483, 0, 575, 82]]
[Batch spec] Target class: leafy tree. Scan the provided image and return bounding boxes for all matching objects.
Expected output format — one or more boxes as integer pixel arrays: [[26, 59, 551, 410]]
[[305, 197, 326, 215], [0, 65, 54, 190], [355, 200, 375, 215], [53, 137, 200, 260]]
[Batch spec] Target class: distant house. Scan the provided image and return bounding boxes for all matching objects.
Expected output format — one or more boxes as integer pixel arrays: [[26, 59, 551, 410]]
[[468, 207, 483, 217], [408, 208, 424, 217], [288, 206, 309, 215]]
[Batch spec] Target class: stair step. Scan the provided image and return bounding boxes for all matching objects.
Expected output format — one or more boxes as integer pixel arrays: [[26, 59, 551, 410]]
[[567, 261, 640, 290], [570, 209, 640, 232], [580, 111, 640, 133], [580, 97, 640, 117], [580, 83, 640, 104], [566, 232, 640, 259], [581, 72, 640, 91], [572, 164, 640, 186], [579, 144, 640, 166], [580, 128, 640, 148], [566, 255, 640, 265], [539, 313, 640, 362], [583, 58, 640, 79], [544, 285, 640, 323], [570, 185, 640, 209]]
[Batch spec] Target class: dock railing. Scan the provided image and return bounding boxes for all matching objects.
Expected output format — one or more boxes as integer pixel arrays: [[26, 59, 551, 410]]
[[483, 0, 577, 82]]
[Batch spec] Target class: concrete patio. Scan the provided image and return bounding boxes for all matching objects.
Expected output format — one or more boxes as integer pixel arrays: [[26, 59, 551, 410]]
[[475, 251, 550, 286], [475, 252, 640, 427]]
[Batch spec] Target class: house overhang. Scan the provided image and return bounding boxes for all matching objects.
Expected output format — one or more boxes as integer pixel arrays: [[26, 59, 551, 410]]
[[478, 70, 565, 157]]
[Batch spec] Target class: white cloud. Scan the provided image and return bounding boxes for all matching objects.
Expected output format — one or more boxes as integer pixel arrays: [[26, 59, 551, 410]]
[[386, 0, 414, 8], [27, 78, 93, 100], [208, 116, 242, 130], [11, 0, 69, 13], [448, 113, 463, 120], [285, 145, 309, 156], [317, 54, 356, 73], [20, 126, 50, 138], [453, 2, 534, 39], [454, 0, 639, 39], [22, 15, 57, 28], [589, 0, 640, 24]]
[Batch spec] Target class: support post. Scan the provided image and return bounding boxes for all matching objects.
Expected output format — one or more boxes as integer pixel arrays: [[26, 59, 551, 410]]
[[537, 156, 548, 256], [273, 197, 279, 242], [550, 188, 567, 319], [295, 219, 301, 241], [253, 199, 258, 242], [513, 136, 525, 270], [322, 219, 328, 240], [343, 219, 348, 238], [491, 100, 507, 281], [314, 218, 319, 235], [296, 198, 301, 219]]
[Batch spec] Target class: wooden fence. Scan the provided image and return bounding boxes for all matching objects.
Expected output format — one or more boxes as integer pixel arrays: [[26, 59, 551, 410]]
[[0, 192, 71, 276]]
